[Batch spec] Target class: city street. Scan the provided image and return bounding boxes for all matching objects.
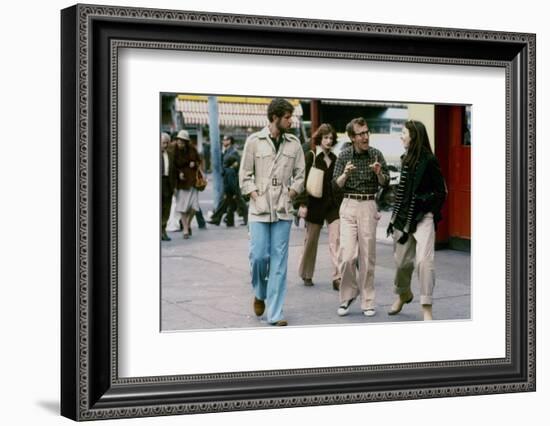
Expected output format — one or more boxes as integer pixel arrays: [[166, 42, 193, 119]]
[[161, 180, 471, 331]]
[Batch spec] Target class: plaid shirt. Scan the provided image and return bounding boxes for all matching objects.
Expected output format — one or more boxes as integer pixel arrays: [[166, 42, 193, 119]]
[[332, 145, 389, 194]]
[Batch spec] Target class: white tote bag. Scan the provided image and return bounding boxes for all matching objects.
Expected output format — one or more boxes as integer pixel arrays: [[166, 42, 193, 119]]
[[305, 151, 324, 198]]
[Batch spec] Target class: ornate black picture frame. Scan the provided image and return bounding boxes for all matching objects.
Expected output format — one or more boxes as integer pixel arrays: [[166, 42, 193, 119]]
[[61, 4, 536, 421]]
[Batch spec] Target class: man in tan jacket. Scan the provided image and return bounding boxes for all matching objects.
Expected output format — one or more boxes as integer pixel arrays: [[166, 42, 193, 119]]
[[239, 98, 305, 326]]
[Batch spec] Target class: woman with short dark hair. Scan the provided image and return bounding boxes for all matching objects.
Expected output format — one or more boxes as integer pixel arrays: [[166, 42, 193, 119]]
[[387, 120, 447, 320]]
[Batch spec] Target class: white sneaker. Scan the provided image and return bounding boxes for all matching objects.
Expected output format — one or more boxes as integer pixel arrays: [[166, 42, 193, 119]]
[[363, 308, 376, 317], [337, 298, 356, 316]]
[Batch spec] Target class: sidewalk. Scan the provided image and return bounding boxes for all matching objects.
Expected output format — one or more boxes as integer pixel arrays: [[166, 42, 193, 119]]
[[161, 208, 471, 331]]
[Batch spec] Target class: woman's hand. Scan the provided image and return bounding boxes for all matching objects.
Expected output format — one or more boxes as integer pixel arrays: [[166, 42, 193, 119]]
[[298, 205, 308, 219], [289, 188, 298, 200]]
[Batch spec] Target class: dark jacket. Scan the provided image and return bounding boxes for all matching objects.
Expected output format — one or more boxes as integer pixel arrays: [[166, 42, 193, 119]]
[[389, 150, 447, 239], [294, 149, 342, 225], [174, 145, 201, 190], [222, 145, 241, 195], [161, 149, 177, 193], [410, 151, 447, 225]]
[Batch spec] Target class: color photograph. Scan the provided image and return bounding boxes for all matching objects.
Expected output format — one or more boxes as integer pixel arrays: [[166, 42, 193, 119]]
[[159, 94, 472, 330]]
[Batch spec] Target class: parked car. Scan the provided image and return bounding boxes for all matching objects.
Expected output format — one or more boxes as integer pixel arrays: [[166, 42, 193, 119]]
[[377, 164, 400, 211]]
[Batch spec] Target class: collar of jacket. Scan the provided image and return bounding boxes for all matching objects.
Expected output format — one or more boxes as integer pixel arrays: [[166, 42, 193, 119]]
[[257, 126, 293, 143], [315, 146, 331, 156], [314, 146, 336, 163], [258, 126, 297, 156]]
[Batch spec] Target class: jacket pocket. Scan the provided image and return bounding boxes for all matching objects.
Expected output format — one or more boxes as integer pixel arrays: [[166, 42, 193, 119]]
[[281, 150, 296, 174], [255, 151, 274, 180], [252, 193, 270, 215], [276, 187, 294, 214]]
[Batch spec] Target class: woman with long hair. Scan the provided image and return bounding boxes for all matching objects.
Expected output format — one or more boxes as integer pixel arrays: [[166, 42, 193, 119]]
[[173, 130, 202, 239], [295, 123, 343, 290], [386, 120, 447, 320]]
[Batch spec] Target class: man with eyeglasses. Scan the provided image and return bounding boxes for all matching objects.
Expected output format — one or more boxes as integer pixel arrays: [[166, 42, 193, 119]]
[[332, 117, 389, 318]]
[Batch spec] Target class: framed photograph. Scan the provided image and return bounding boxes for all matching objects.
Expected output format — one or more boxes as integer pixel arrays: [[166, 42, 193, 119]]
[[61, 3, 535, 421]]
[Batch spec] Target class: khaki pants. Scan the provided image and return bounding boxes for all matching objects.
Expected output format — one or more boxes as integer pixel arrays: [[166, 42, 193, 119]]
[[392, 213, 435, 305], [298, 220, 341, 282], [338, 199, 379, 310]]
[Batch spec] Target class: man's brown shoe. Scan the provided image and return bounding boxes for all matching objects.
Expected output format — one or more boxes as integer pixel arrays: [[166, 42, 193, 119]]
[[332, 279, 341, 291], [303, 278, 314, 287], [253, 297, 265, 316], [271, 320, 288, 326]]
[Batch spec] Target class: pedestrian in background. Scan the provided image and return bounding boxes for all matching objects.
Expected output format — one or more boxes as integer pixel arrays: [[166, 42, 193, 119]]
[[160, 132, 176, 241], [202, 138, 211, 173], [173, 130, 201, 239], [387, 120, 447, 321], [189, 138, 208, 231], [295, 123, 343, 290], [208, 135, 248, 227]]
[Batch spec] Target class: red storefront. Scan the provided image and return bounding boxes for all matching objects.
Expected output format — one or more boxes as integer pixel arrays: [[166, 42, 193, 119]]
[[435, 105, 471, 251]]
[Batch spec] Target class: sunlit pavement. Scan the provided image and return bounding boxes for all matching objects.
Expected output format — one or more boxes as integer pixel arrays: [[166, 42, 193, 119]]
[[161, 191, 470, 331]]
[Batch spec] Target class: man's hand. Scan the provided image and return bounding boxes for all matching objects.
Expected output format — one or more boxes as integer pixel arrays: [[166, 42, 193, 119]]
[[250, 191, 259, 201], [370, 155, 382, 175], [343, 161, 356, 176], [337, 161, 355, 188], [298, 205, 308, 218]]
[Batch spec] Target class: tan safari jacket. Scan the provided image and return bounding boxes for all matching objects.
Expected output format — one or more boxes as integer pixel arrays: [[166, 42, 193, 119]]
[[239, 127, 305, 222]]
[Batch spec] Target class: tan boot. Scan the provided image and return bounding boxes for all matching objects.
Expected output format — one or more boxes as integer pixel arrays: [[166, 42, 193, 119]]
[[388, 290, 414, 315], [422, 304, 433, 321]]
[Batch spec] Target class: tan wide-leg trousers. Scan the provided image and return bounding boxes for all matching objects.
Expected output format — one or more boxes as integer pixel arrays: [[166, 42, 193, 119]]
[[338, 199, 379, 310], [298, 220, 341, 282], [392, 213, 436, 305]]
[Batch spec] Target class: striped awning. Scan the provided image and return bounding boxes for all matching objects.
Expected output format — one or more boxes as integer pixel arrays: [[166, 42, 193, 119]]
[[175, 96, 303, 128]]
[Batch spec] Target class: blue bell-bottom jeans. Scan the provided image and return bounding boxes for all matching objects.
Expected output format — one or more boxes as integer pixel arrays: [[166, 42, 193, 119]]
[[249, 220, 292, 323]]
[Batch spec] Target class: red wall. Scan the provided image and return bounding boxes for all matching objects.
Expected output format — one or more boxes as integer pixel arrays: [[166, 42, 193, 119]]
[[435, 106, 471, 243]]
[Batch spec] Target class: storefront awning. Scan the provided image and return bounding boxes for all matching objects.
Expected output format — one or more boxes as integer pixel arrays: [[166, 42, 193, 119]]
[[175, 96, 303, 128]]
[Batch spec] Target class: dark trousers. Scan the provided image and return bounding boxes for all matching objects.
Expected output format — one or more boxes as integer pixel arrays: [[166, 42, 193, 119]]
[[211, 193, 248, 225], [161, 176, 173, 233], [194, 208, 206, 228]]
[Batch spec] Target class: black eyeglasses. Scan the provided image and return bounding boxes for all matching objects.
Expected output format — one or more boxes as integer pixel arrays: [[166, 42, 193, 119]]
[[354, 130, 370, 137]]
